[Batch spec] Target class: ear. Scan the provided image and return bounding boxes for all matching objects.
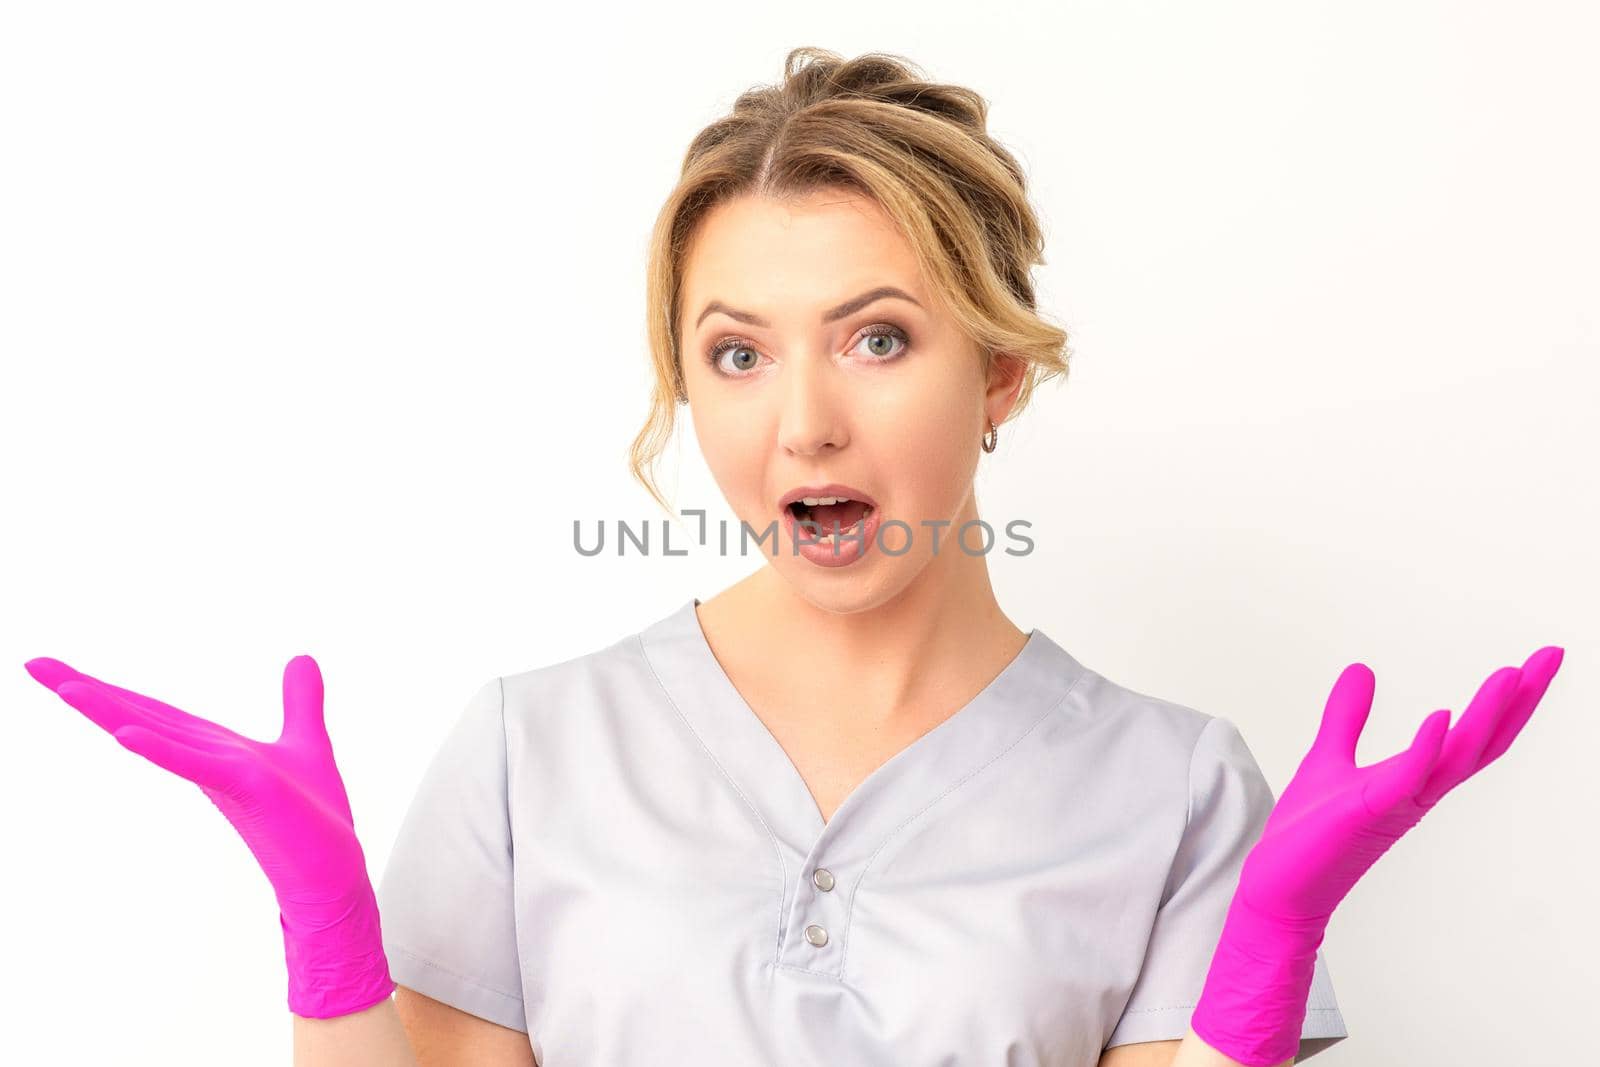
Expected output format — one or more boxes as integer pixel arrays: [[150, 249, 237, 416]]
[[984, 350, 1028, 425]]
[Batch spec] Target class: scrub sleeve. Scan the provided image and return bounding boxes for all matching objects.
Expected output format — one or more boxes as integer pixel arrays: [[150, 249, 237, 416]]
[[1104, 715, 1346, 1059]]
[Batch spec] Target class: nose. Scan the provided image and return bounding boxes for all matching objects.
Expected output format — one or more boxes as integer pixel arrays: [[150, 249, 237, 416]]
[[776, 355, 849, 456]]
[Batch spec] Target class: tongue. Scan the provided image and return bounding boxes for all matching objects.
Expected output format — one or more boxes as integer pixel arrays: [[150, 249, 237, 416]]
[[808, 500, 868, 531]]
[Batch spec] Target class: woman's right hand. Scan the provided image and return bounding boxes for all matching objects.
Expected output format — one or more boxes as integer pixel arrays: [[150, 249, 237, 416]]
[[24, 653, 397, 1019]]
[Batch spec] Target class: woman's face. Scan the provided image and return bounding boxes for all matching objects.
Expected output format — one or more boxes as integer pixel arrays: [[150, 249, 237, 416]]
[[679, 187, 1021, 613]]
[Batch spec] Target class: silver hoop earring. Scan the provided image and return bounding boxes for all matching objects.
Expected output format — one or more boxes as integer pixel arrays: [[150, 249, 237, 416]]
[[981, 418, 998, 453]]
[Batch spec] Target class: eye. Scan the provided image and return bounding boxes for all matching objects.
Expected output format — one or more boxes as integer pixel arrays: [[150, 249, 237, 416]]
[[852, 323, 909, 362], [703, 324, 911, 378], [705, 336, 764, 376]]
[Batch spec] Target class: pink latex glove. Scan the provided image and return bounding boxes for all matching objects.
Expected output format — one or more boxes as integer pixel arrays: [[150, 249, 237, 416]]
[[1190, 645, 1565, 1065], [24, 654, 396, 1019]]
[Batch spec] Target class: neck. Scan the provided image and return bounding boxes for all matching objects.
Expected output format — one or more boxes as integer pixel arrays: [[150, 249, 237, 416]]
[[702, 493, 1028, 727]]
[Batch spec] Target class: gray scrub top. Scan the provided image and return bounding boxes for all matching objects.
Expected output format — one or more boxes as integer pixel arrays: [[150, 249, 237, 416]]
[[376, 598, 1350, 1065]]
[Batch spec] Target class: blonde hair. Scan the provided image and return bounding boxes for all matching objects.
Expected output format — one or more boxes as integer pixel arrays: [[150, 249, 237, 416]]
[[630, 46, 1072, 515]]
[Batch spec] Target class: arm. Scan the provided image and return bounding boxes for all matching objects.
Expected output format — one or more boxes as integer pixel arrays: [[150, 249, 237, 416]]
[[1099, 1033, 1292, 1067], [292, 986, 539, 1067], [391, 985, 539, 1066], [293, 995, 418, 1067]]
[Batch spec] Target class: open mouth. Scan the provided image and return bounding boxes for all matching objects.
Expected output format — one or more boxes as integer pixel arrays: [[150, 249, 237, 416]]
[[786, 497, 875, 540]]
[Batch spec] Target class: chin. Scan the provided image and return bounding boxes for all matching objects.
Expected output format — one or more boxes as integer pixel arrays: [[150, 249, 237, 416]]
[[773, 558, 917, 618]]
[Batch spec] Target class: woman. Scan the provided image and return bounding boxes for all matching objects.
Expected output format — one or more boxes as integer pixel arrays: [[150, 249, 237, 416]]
[[25, 48, 1563, 1067]]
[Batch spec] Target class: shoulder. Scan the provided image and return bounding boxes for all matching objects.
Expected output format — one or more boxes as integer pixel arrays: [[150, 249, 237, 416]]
[[1048, 660, 1266, 817], [1060, 663, 1222, 765], [1050, 666, 1277, 868], [495, 619, 662, 725]]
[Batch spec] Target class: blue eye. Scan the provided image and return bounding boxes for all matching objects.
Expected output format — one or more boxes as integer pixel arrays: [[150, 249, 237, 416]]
[[704, 323, 911, 377]]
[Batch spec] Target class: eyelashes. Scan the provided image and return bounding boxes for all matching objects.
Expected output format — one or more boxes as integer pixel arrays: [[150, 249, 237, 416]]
[[704, 323, 911, 377]]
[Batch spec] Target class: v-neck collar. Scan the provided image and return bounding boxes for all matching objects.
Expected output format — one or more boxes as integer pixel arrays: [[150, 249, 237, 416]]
[[639, 597, 1089, 867]]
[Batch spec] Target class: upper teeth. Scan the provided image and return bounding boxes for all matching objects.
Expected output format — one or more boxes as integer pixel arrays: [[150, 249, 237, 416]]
[[799, 495, 851, 506]]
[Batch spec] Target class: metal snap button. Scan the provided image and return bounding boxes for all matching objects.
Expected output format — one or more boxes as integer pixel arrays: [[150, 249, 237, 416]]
[[812, 867, 836, 892], [804, 924, 829, 947]]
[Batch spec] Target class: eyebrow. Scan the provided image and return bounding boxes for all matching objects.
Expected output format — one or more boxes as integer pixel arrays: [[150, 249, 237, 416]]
[[693, 285, 924, 331]]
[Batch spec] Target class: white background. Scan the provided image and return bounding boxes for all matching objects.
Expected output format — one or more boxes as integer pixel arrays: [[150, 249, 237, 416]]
[[2, 2, 1594, 1063]]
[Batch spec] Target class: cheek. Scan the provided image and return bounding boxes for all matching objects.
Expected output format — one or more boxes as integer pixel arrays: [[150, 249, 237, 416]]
[[903, 429, 976, 518], [875, 382, 980, 516], [689, 401, 767, 505]]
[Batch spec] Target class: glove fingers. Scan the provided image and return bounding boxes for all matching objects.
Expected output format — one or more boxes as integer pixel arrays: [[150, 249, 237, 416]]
[[55, 680, 221, 752], [1362, 707, 1449, 816], [92, 679, 247, 745], [1477, 646, 1563, 769], [1311, 662, 1375, 765], [30, 658, 246, 746], [1415, 667, 1521, 806], [112, 723, 242, 793], [278, 655, 328, 746]]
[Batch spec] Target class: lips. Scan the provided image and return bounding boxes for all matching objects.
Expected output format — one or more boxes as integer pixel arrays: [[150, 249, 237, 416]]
[[778, 490, 883, 567]]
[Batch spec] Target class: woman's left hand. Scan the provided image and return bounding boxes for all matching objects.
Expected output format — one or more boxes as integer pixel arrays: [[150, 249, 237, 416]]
[[1190, 644, 1565, 1067], [1240, 644, 1564, 924]]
